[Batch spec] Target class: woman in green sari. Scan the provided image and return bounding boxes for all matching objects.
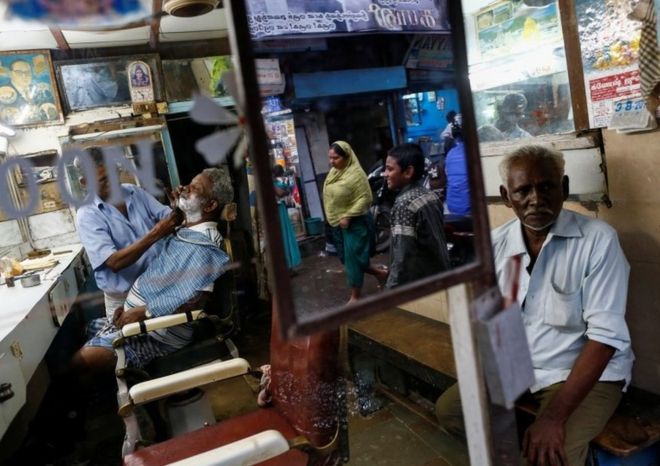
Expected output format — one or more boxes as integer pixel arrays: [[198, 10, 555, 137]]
[[273, 164, 301, 270], [323, 141, 388, 303]]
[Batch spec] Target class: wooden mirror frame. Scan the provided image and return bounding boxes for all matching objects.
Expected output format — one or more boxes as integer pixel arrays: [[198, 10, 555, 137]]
[[225, 0, 496, 338]]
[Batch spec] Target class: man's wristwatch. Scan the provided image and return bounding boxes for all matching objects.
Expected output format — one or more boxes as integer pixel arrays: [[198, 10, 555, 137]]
[[144, 309, 153, 319]]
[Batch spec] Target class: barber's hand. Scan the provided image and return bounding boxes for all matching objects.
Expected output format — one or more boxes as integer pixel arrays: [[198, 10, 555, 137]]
[[339, 217, 351, 230], [522, 414, 569, 466], [165, 185, 185, 209], [152, 209, 184, 238], [115, 306, 147, 327]]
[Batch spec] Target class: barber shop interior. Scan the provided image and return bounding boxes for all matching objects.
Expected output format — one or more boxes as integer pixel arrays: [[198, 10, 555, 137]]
[[0, 0, 659, 465]]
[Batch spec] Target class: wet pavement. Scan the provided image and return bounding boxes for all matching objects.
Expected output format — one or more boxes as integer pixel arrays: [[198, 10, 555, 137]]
[[291, 246, 390, 318]]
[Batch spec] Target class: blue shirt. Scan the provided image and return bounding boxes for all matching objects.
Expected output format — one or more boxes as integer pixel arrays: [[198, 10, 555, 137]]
[[492, 210, 634, 392], [76, 184, 171, 294], [445, 141, 471, 216]]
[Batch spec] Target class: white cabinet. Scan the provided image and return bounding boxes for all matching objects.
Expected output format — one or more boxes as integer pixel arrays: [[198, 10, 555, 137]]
[[0, 352, 26, 438], [48, 265, 79, 327], [0, 245, 88, 439]]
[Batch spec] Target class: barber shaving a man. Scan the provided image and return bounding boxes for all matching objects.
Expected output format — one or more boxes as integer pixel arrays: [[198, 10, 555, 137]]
[[73, 167, 233, 372], [76, 148, 182, 322], [435, 145, 634, 466]]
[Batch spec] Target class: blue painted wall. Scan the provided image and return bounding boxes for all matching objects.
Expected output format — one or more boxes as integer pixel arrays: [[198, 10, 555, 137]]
[[293, 66, 407, 99], [403, 89, 460, 143]]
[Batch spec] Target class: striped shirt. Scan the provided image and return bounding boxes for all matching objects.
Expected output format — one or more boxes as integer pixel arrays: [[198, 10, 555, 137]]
[[125, 221, 224, 348]]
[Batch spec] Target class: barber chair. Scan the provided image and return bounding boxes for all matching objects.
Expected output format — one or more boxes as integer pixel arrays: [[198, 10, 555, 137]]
[[115, 203, 246, 452], [114, 311, 250, 455], [122, 304, 345, 466]]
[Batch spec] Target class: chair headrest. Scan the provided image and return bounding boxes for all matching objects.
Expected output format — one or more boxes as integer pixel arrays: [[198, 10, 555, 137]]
[[221, 202, 237, 222]]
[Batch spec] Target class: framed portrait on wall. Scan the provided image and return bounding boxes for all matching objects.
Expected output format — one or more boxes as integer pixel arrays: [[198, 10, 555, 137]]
[[0, 50, 64, 128], [55, 54, 163, 113], [128, 61, 155, 102]]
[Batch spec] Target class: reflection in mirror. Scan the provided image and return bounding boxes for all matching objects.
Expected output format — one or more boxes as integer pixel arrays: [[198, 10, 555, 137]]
[[162, 56, 235, 103], [246, 32, 477, 317], [59, 129, 248, 329], [473, 79, 574, 142], [61, 131, 174, 204], [0, 155, 27, 253], [466, 0, 575, 141]]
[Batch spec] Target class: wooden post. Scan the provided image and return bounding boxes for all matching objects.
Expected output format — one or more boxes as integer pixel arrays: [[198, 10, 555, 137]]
[[558, 0, 590, 132], [448, 283, 493, 466], [149, 0, 163, 49]]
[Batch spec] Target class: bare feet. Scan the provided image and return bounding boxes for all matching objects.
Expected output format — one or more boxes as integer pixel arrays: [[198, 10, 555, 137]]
[[348, 287, 361, 304], [369, 265, 389, 288]]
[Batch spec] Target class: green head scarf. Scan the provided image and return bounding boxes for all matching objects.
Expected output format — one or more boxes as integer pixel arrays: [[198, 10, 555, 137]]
[[323, 141, 373, 227]]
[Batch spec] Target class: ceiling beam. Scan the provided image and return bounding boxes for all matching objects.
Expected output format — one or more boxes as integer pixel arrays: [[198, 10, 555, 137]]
[[49, 27, 70, 50], [150, 0, 164, 49], [51, 38, 230, 61]]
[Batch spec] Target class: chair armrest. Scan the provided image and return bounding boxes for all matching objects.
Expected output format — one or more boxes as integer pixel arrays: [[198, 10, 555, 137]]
[[165, 430, 290, 466], [121, 310, 204, 338], [129, 357, 250, 406]]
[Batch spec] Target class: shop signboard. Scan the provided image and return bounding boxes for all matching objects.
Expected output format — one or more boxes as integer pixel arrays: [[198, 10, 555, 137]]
[[253, 38, 328, 53], [246, 0, 450, 39], [404, 35, 453, 71], [255, 59, 286, 96]]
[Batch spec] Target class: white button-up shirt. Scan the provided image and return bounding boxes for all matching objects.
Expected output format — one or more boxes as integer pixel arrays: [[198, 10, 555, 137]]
[[492, 209, 634, 393]]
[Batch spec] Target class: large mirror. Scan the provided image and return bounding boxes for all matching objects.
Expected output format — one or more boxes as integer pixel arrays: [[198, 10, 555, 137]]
[[225, 0, 495, 337], [60, 126, 175, 202]]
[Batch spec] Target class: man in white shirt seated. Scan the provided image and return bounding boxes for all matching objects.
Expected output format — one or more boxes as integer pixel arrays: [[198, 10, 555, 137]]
[[435, 145, 634, 466], [73, 167, 234, 372]]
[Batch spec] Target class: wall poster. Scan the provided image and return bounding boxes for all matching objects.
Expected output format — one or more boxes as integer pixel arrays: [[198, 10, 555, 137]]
[[575, 0, 643, 128], [586, 69, 642, 128]]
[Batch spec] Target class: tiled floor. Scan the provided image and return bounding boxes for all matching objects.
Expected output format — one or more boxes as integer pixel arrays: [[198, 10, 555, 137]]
[[347, 401, 465, 466]]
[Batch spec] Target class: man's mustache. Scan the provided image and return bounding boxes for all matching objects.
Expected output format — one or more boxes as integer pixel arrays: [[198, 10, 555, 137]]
[[524, 207, 554, 217]]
